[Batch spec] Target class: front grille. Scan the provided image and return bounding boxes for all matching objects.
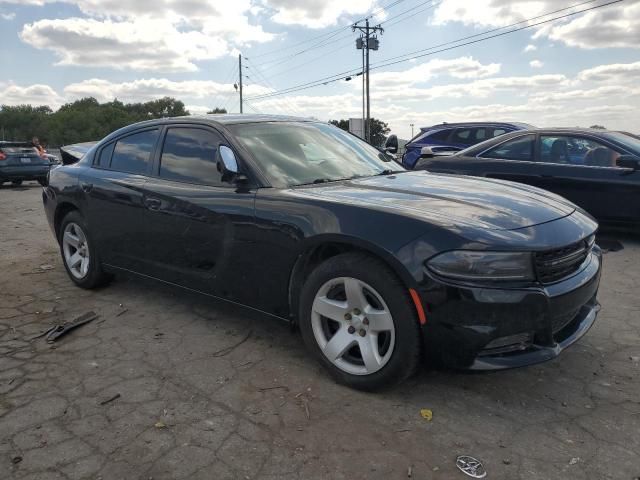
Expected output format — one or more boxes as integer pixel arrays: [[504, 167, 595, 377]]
[[535, 236, 593, 284]]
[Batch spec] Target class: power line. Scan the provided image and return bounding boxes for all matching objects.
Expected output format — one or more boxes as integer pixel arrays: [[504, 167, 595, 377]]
[[248, 0, 409, 67], [245, 0, 622, 101]]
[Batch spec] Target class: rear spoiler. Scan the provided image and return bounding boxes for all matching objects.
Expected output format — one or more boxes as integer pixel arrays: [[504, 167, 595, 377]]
[[60, 141, 98, 165]]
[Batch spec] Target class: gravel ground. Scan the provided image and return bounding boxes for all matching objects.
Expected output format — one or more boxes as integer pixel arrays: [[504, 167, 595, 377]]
[[1, 182, 639, 480]]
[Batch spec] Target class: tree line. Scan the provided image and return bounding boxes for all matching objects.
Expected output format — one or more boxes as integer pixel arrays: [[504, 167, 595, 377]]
[[0, 97, 228, 147]]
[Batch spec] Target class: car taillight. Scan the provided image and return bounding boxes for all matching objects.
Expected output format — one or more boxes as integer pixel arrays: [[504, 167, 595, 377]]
[[0, 151, 6, 161]]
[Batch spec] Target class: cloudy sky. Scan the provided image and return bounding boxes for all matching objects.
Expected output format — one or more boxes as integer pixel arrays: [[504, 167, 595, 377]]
[[0, 0, 638, 138]]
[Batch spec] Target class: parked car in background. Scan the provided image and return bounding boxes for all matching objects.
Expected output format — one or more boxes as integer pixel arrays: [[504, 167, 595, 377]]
[[401, 122, 533, 169], [416, 128, 640, 230], [0, 141, 51, 186], [44, 115, 601, 390]]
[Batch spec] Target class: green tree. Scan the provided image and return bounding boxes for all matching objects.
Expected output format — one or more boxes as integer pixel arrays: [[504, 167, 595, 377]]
[[207, 107, 228, 114], [0, 97, 190, 146], [329, 118, 390, 146]]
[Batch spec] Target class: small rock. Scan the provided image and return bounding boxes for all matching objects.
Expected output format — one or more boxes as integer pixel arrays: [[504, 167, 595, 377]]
[[569, 457, 579, 465], [630, 356, 640, 362], [561, 401, 568, 407], [12, 456, 22, 464], [503, 459, 511, 465]]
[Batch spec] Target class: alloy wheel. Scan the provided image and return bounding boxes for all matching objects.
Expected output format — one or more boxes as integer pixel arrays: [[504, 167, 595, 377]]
[[62, 222, 90, 279], [311, 276, 396, 375]]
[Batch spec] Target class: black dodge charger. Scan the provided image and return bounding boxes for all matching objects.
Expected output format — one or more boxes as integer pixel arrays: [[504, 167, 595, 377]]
[[43, 115, 602, 390]]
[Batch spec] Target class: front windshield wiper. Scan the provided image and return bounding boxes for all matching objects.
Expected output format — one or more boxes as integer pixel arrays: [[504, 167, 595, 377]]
[[294, 178, 347, 186]]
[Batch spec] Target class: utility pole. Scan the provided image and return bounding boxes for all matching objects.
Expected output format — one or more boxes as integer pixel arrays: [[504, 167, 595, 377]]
[[238, 54, 243, 114], [353, 19, 383, 143], [410, 123, 415, 138]]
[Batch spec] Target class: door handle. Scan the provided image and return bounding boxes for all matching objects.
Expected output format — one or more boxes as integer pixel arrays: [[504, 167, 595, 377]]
[[144, 197, 161, 210], [80, 182, 93, 193]]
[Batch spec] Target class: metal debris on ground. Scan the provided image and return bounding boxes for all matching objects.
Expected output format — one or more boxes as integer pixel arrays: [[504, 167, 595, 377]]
[[99, 393, 121, 405], [420, 408, 433, 421], [43, 311, 99, 343], [455, 455, 487, 478]]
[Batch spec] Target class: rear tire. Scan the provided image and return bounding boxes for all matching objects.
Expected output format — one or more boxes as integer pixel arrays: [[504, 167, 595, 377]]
[[299, 252, 421, 391], [59, 211, 111, 289]]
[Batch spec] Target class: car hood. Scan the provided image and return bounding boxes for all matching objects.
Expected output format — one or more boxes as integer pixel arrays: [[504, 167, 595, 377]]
[[292, 171, 576, 231]]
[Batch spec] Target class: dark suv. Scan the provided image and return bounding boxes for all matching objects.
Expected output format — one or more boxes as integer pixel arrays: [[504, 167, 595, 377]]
[[0, 141, 51, 186], [402, 122, 533, 169]]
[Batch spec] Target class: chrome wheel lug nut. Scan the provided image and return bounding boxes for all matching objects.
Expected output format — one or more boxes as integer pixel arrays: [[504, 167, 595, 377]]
[[359, 329, 366, 337], [344, 313, 352, 321], [348, 326, 355, 334], [353, 308, 361, 315], [363, 318, 369, 325]]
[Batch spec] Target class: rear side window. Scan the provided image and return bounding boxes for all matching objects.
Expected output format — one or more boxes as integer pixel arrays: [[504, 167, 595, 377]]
[[97, 142, 115, 167], [490, 128, 507, 137], [482, 134, 535, 161], [110, 129, 159, 174], [159, 127, 224, 186], [428, 129, 451, 142]]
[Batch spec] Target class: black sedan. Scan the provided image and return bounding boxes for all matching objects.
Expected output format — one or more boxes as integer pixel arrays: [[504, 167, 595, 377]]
[[412, 128, 640, 230], [43, 115, 601, 390], [0, 141, 51, 186]]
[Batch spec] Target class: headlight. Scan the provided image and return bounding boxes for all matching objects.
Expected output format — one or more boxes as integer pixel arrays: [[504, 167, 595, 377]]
[[427, 251, 534, 282]]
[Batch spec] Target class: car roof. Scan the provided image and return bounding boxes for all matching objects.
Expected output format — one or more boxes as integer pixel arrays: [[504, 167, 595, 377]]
[[421, 121, 533, 130], [0, 141, 32, 146]]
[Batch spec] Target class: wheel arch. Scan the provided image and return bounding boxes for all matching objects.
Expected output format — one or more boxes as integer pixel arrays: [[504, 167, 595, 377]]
[[53, 201, 81, 239], [287, 235, 417, 324]]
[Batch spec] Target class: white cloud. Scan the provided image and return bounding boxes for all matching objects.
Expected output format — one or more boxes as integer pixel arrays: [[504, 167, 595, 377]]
[[370, 57, 501, 90], [264, 0, 374, 28], [64, 78, 272, 104], [432, 0, 640, 50], [21, 18, 231, 72], [1, 11, 15, 20], [577, 61, 640, 83], [529, 59, 543, 68], [523, 44, 537, 52], [16, 0, 276, 72], [0, 82, 63, 107]]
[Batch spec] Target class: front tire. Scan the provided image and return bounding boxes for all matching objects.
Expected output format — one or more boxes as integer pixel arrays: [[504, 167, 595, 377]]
[[59, 211, 111, 289], [299, 253, 421, 391]]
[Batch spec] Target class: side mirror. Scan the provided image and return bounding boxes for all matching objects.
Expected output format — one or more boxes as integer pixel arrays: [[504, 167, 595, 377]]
[[617, 154, 640, 170], [420, 146, 435, 158], [217, 145, 247, 183], [384, 134, 398, 154]]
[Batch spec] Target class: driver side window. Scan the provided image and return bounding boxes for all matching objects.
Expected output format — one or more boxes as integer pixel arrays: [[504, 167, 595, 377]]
[[539, 135, 621, 167], [481, 134, 535, 161]]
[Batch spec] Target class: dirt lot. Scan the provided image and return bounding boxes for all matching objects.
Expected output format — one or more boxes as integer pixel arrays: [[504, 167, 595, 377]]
[[1, 182, 639, 480]]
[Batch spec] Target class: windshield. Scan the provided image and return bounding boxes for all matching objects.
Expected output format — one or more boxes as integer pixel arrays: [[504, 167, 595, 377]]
[[229, 122, 404, 187], [605, 131, 640, 153]]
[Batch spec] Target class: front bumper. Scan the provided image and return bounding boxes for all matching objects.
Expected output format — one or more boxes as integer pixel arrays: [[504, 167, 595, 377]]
[[420, 248, 602, 370], [0, 164, 50, 181]]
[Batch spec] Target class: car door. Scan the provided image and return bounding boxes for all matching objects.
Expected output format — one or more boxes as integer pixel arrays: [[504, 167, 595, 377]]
[[528, 134, 639, 224], [138, 125, 257, 303], [82, 128, 160, 272]]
